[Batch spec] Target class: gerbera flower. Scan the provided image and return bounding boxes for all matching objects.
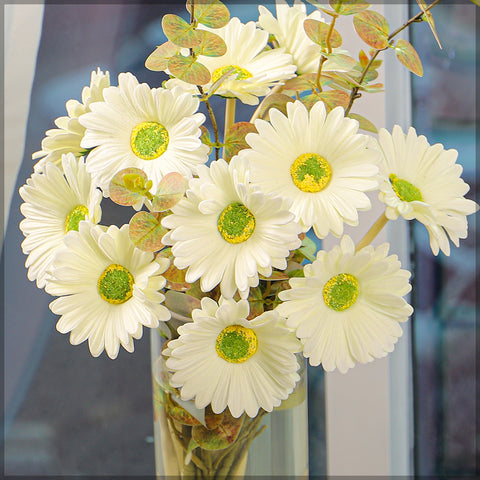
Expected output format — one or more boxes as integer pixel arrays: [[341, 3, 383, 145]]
[[241, 100, 379, 238], [166, 17, 296, 105], [374, 125, 479, 256], [277, 235, 413, 373], [162, 156, 302, 298], [45, 222, 171, 359], [79, 72, 209, 196], [164, 297, 301, 418], [32, 68, 110, 173], [19, 153, 102, 289], [258, 0, 350, 75]]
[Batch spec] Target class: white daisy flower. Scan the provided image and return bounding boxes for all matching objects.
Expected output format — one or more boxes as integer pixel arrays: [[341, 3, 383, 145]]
[[241, 100, 379, 238], [258, 0, 350, 75], [33, 68, 110, 173], [19, 153, 102, 289], [45, 222, 171, 359], [277, 235, 413, 373], [166, 17, 296, 105], [164, 297, 301, 418], [162, 156, 302, 298], [79, 72, 209, 195], [374, 125, 479, 256]]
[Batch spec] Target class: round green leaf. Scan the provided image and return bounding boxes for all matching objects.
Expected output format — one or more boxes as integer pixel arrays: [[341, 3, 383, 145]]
[[192, 410, 244, 451], [329, 0, 370, 15], [109, 167, 149, 206], [395, 39, 423, 77], [168, 54, 211, 85], [192, 29, 227, 57], [145, 41, 180, 72], [224, 122, 258, 161], [151, 172, 188, 212], [186, 0, 230, 28], [304, 19, 342, 49], [353, 10, 390, 49], [347, 113, 378, 133], [129, 211, 167, 252], [256, 93, 295, 121], [162, 14, 201, 48]]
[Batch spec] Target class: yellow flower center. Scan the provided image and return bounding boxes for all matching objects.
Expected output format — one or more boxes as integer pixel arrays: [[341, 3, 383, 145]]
[[130, 121, 169, 160], [212, 65, 252, 84], [215, 325, 258, 363], [65, 205, 89, 232], [323, 273, 359, 311], [290, 153, 332, 193], [98, 264, 134, 304], [217, 202, 256, 244], [389, 174, 423, 202]]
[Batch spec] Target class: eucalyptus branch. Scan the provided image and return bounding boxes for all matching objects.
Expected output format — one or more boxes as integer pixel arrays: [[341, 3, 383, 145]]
[[345, 0, 443, 115], [197, 85, 220, 160]]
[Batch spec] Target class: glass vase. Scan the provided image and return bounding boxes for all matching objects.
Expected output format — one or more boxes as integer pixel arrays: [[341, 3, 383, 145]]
[[150, 311, 309, 478]]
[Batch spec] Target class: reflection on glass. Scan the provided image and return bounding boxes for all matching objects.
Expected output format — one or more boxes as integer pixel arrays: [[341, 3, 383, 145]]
[[410, 3, 477, 476]]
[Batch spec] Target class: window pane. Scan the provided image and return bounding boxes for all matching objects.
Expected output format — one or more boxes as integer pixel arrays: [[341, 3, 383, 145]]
[[409, 4, 477, 476]]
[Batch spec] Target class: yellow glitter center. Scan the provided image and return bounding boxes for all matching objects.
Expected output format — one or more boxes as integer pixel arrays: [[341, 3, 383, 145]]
[[97, 264, 134, 304], [290, 153, 332, 193], [323, 273, 359, 311], [211, 65, 252, 84], [64, 205, 89, 232], [130, 121, 169, 160], [215, 325, 258, 363], [217, 202, 256, 244], [389, 174, 423, 202]]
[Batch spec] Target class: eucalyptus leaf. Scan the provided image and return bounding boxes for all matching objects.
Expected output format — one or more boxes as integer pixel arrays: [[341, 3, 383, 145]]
[[224, 122, 258, 161], [304, 19, 342, 49], [353, 10, 390, 50], [395, 39, 424, 77], [129, 211, 167, 252], [162, 14, 201, 48], [145, 41, 179, 71], [109, 167, 150, 206], [168, 54, 211, 85], [186, 0, 230, 28]]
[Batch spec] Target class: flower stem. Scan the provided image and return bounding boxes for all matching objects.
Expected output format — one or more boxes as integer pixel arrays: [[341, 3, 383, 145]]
[[198, 85, 220, 160], [223, 97, 236, 159], [355, 211, 389, 253]]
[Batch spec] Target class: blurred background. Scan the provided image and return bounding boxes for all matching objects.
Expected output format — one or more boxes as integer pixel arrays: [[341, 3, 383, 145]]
[[2, 1, 477, 477]]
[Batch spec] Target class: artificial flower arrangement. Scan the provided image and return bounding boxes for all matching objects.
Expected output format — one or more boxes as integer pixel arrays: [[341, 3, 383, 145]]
[[19, 0, 478, 477]]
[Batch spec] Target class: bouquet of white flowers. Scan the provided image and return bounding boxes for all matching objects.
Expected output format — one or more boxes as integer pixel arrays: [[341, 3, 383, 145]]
[[19, 0, 478, 477]]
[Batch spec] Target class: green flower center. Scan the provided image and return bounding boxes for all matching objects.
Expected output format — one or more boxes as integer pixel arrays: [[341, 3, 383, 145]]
[[130, 121, 169, 160], [215, 325, 258, 363], [211, 65, 252, 84], [98, 264, 134, 304], [65, 205, 89, 232], [217, 202, 256, 244], [323, 273, 359, 311], [389, 174, 423, 202], [290, 153, 332, 193]]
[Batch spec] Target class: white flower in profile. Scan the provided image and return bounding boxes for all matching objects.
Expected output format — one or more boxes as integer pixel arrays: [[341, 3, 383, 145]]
[[257, 0, 351, 75], [79, 72, 209, 196], [33, 68, 110, 173], [277, 235, 413, 373], [45, 223, 171, 359], [164, 297, 301, 418], [241, 100, 379, 238], [374, 125, 479, 255], [166, 17, 296, 105], [19, 153, 102, 289], [162, 156, 302, 298]]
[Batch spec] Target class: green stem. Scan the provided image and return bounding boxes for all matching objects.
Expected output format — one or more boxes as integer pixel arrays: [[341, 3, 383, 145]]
[[315, 15, 338, 92], [345, 0, 443, 115], [223, 97, 236, 160], [355, 211, 389, 253]]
